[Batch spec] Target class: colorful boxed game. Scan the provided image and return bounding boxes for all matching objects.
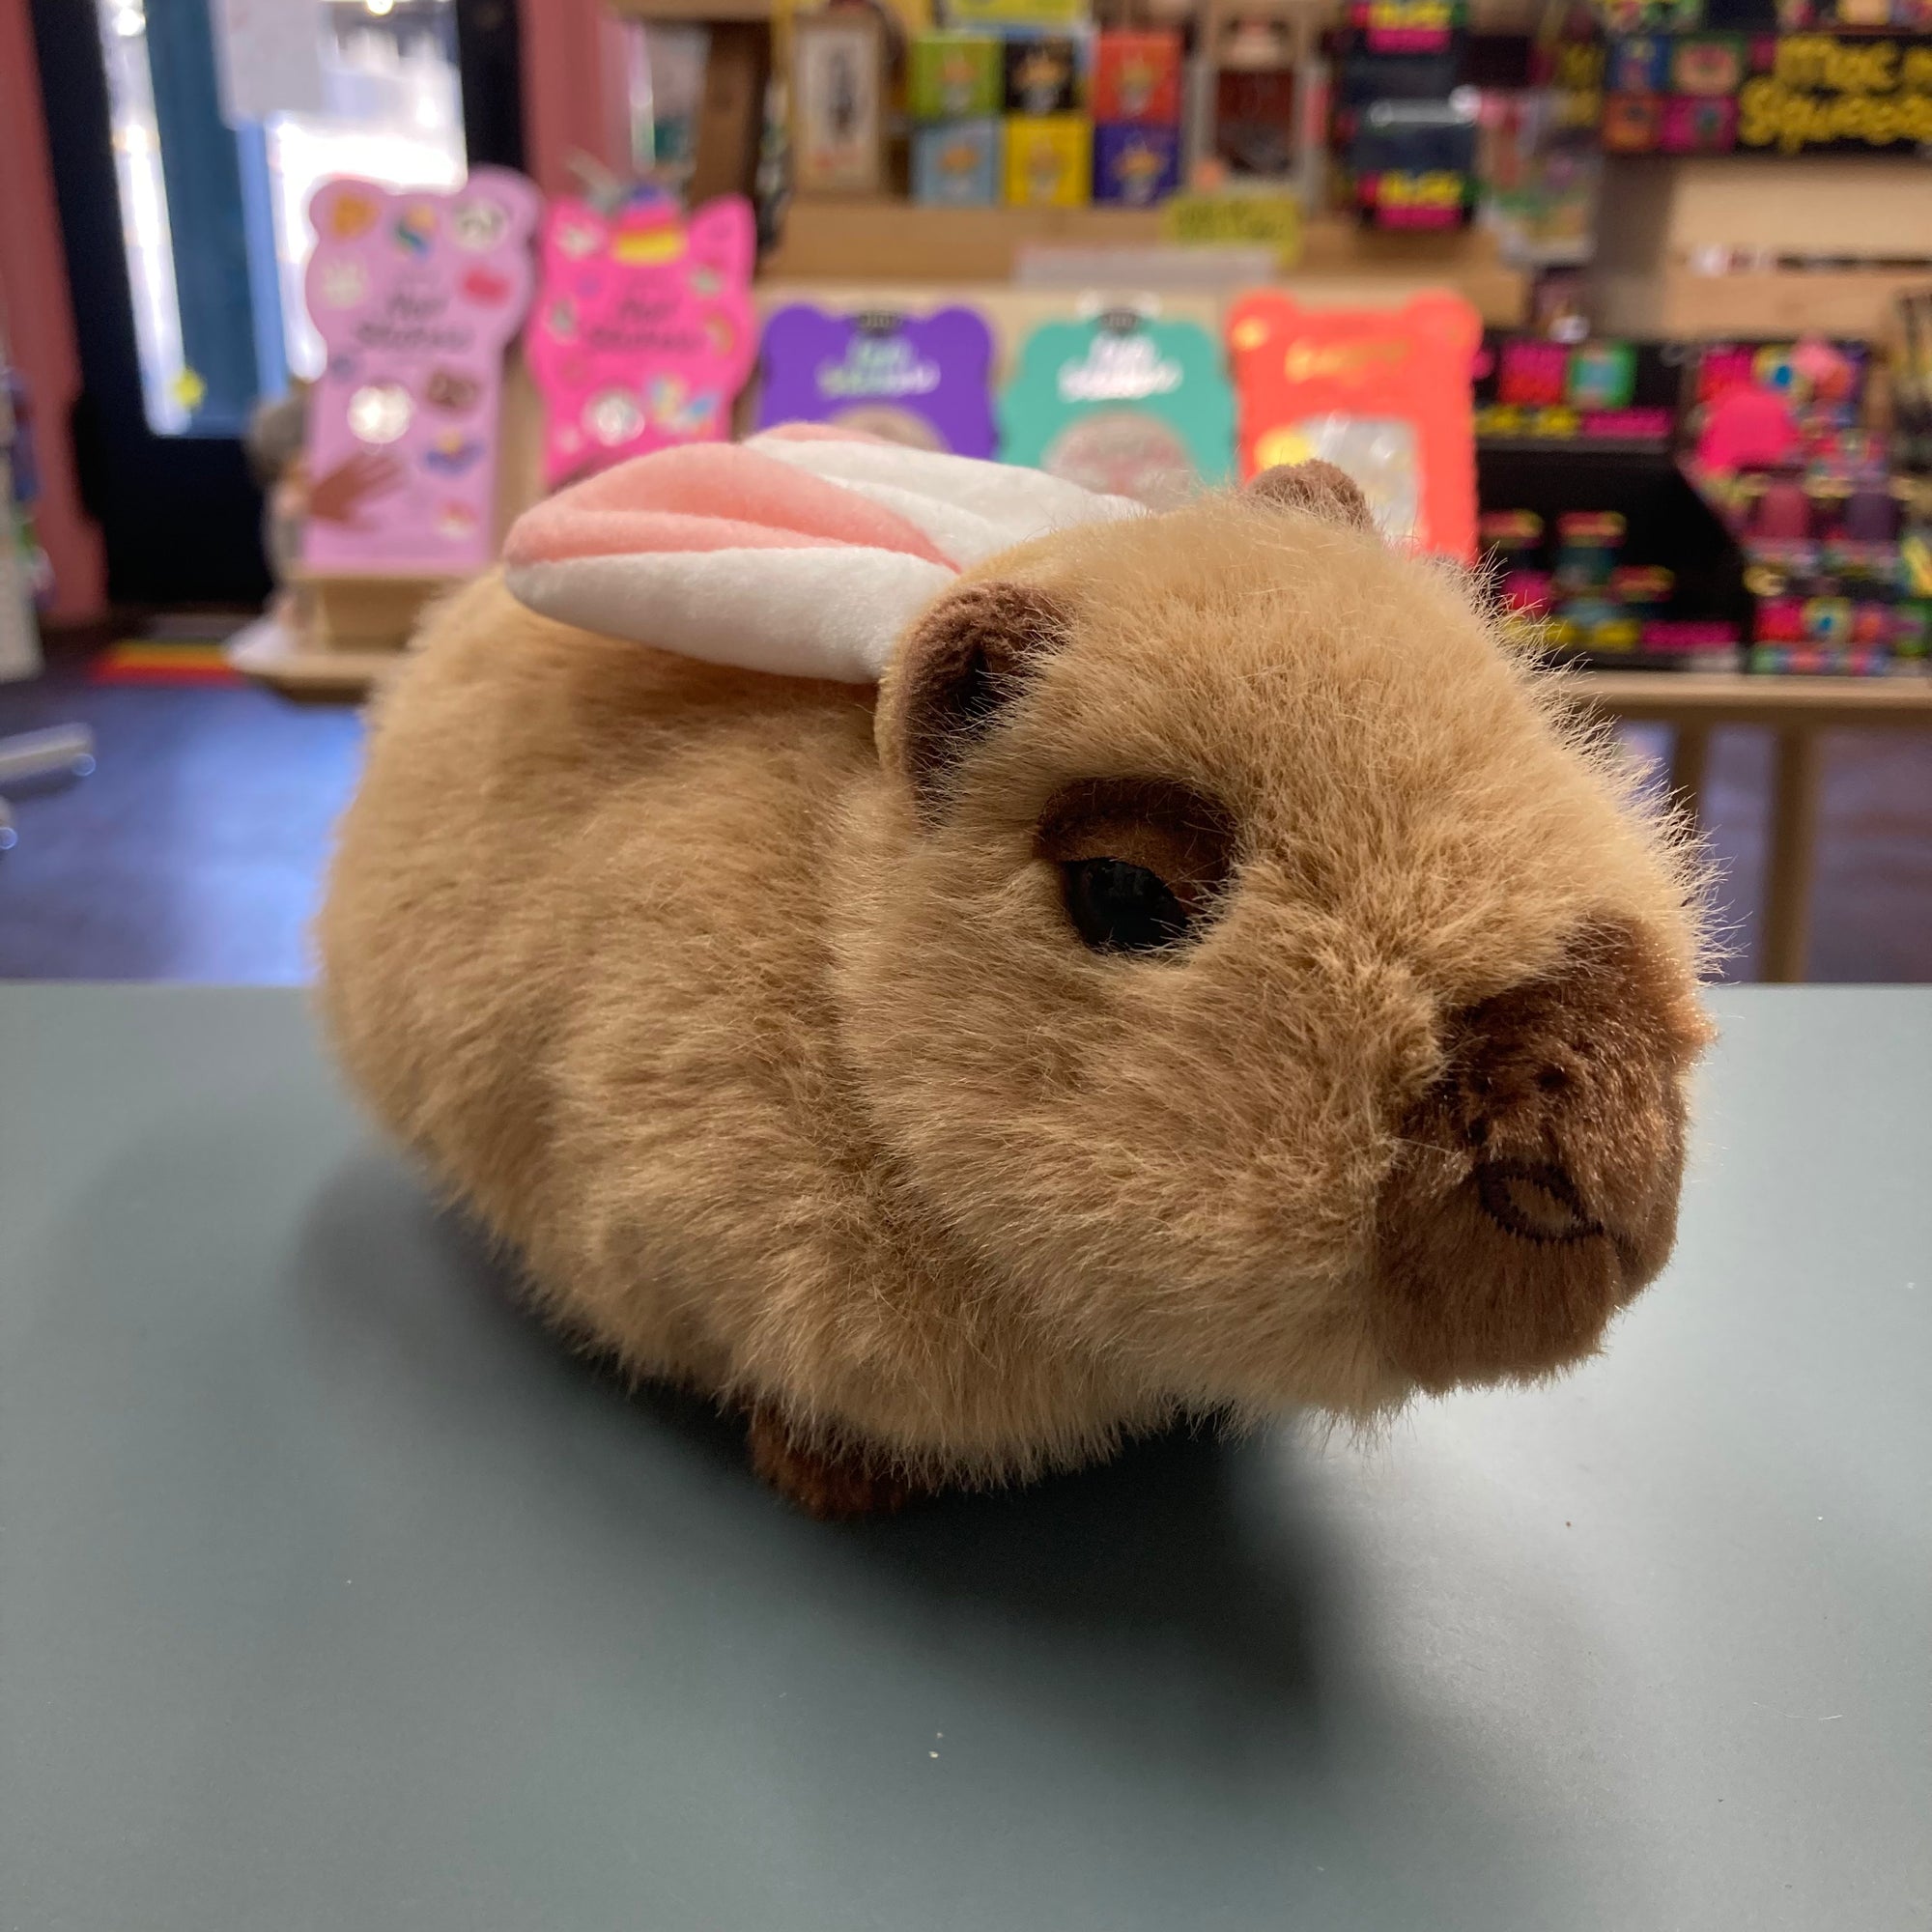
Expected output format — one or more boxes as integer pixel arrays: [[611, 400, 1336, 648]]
[[912, 118, 1004, 204], [999, 308, 1235, 507], [1092, 31, 1181, 123], [1003, 32, 1089, 116], [1347, 0, 1463, 54], [1226, 291, 1482, 557], [1473, 333, 1679, 444], [1349, 103, 1478, 229], [1682, 339, 1924, 672], [756, 304, 997, 457], [1608, 35, 1671, 92], [909, 32, 1004, 119], [1480, 503, 1729, 664], [1093, 123, 1181, 204], [1659, 94, 1737, 151], [1004, 113, 1093, 205]]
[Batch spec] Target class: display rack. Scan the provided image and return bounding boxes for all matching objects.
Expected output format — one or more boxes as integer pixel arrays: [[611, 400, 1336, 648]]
[[1593, 156, 1932, 342], [764, 200, 1527, 318]]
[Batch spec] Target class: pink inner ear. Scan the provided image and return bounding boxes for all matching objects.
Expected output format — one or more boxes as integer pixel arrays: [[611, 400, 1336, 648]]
[[504, 441, 956, 568]]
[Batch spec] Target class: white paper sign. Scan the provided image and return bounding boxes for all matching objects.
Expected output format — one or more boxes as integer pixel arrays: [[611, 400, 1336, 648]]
[[211, 0, 325, 124]]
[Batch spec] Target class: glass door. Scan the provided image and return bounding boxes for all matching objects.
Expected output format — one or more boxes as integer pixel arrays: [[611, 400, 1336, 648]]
[[31, 0, 519, 606]]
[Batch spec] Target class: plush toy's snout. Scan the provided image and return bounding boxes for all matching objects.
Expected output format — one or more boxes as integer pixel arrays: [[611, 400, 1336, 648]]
[[1375, 920, 1711, 1390]]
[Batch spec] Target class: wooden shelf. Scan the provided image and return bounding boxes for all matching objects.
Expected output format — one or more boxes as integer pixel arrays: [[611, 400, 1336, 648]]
[[1580, 670, 1932, 730], [607, 0, 775, 20], [763, 201, 1527, 322], [227, 613, 403, 701]]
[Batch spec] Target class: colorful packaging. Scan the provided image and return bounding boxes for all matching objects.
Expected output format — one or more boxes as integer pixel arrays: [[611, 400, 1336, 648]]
[[301, 168, 541, 574], [525, 191, 757, 487], [1214, 67, 1299, 178], [1093, 124, 1180, 205], [1608, 35, 1671, 91], [1567, 341, 1637, 410], [1003, 32, 1088, 115], [1004, 113, 1093, 205], [998, 310, 1235, 505], [1348, 0, 1463, 54], [1659, 95, 1737, 151], [908, 32, 1003, 119], [1225, 291, 1483, 558], [943, 0, 1088, 24], [1670, 34, 1743, 94], [1092, 31, 1181, 123], [912, 118, 1004, 203], [1601, 94, 1664, 151], [756, 304, 997, 456]]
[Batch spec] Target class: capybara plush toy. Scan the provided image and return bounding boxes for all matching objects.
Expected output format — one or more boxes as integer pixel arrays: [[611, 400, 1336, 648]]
[[319, 428, 1711, 1517]]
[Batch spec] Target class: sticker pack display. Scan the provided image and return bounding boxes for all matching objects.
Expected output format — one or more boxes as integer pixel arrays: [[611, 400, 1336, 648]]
[[755, 305, 997, 456], [301, 168, 541, 574], [525, 191, 756, 486], [1225, 291, 1483, 557], [999, 311, 1235, 508]]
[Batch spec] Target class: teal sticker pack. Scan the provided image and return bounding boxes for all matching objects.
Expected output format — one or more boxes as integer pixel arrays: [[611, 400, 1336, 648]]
[[998, 311, 1235, 507]]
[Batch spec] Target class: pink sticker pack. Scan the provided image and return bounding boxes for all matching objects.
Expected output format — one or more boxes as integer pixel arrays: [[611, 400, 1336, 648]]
[[524, 191, 757, 487], [302, 167, 541, 575]]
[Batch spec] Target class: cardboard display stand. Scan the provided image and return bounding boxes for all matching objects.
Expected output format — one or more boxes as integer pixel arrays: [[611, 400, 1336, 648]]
[[1227, 289, 1482, 557], [526, 191, 757, 485], [755, 304, 998, 455], [999, 308, 1236, 504], [302, 170, 542, 576]]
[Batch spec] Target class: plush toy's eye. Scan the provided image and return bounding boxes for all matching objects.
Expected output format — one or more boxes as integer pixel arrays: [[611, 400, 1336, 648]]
[[1036, 777, 1236, 961], [1060, 858, 1193, 953]]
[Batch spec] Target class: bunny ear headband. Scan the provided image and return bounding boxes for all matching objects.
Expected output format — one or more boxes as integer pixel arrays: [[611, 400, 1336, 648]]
[[501, 425, 1147, 683]]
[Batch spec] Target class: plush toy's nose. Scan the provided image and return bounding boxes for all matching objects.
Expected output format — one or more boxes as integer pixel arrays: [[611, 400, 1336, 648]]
[[1372, 920, 1711, 1391]]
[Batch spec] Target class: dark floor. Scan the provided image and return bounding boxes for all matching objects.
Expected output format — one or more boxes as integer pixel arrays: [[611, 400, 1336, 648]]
[[1, 650, 1929, 981]]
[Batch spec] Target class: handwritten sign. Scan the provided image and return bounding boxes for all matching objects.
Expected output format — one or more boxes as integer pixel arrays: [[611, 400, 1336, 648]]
[[755, 305, 996, 456], [525, 192, 757, 487], [1160, 192, 1303, 268], [302, 168, 540, 574]]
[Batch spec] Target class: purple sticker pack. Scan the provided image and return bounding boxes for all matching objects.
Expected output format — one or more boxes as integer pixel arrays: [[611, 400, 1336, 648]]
[[302, 168, 541, 574], [755, 305, 996, 457]]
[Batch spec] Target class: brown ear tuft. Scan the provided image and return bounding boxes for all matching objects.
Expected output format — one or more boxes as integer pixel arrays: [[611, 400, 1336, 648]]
[[884, 579, 1072, 819], [1244, 460, 1375, 531]]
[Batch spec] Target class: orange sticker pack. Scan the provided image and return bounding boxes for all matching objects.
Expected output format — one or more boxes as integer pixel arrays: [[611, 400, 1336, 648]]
[[1225, 292, 1483, 560]]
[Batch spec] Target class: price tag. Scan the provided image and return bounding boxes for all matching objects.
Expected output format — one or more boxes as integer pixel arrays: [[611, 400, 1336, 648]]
[[1159, 194, 1303, 269]]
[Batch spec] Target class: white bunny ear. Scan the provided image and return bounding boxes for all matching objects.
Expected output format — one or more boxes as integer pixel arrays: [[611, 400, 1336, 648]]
[[501, 428, 1145, 684]]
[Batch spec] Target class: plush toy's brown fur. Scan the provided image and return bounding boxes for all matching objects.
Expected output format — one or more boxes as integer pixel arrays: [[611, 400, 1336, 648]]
[[319, 467, 1711, 1517]]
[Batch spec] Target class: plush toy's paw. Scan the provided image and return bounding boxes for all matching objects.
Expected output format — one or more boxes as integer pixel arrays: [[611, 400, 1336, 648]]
[[746, 1406, 923, 1520]]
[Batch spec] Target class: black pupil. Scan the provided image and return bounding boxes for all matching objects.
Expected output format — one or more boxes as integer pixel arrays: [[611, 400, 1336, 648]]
[[1060, 859, 1191, 953]]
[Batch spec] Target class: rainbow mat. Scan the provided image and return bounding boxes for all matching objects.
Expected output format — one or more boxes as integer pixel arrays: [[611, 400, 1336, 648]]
[[90, 641, 245, 688]]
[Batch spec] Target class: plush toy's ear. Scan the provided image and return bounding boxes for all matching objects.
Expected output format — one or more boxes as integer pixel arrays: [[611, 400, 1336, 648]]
[[1244, 459, 1375, 530], [879, 578, 1072, 820], [501, 428, 1142, 684]]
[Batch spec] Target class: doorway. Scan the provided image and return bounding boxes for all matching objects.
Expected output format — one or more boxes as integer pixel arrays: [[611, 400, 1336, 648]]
[[28, 0, 521, 607]]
